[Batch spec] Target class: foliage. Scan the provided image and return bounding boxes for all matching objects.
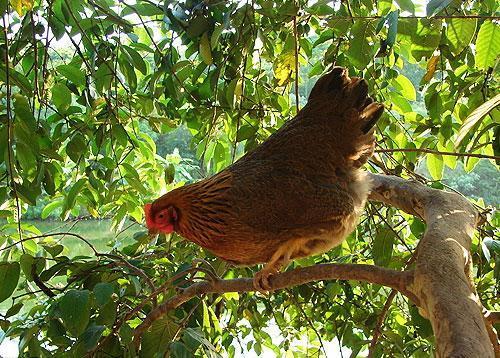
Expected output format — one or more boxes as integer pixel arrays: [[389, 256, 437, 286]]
[[0, 0, 498, 356]]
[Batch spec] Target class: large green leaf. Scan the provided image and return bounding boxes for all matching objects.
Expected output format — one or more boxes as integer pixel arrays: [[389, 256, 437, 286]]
[[347, 20, 375, 69], [393, 74, 416, 101], [140, 315, 179, 358], [475, 21, 500, 69], [51, 83, 72, 111], [57, 65, 86, 87], [0, 262, 20, 303], [93, 282, 114, 306], [59, 290, 91, 336], [456, 93, 500, 146], [61, 178, 86, 218], [446, 18, 477, 56]]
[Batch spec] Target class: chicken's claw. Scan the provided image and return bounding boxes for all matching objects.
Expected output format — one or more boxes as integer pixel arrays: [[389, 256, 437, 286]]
[[253, 267, 279, 294]]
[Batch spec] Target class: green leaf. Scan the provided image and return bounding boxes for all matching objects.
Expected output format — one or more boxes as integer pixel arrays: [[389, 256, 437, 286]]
[[81, 324, 105, 352], [17, 182, 40, 206], [456, 93, 500, 147], [446, 18, 477, 56], [123, 46, 147, 75], [43, 244, 64, 257], [170, 342, 191, 358], [66, 133, 86, 163], [164, 163, 175, 184], [93, 282, 114, 306], [20, 254, 45, 281], [186, 15, 210, 38], [62, 178, 86, 217], [57, 65, 86, 87], [199, 32, 213, 66], [51, 83, 72, 111], [41, 200, 63, 219], [395, 0, 414, 13], [394, 74, 416, 101], [475, 21, 500, 70], [95, 63, 113, 93], [427, 154, 444, 180], [347, 21, 374, 69], [211, 24, 224, 48], [0, 66, 33, 95], [236, 125, 257, 142], [0, 262, 20, 303], [386, 10, 399, 48], [372, 228, 395, 266], [140, 315, 179, 358], [484, 238, 500, 254], [400, 19, 441, 61], [118, 57, 137, 93], [59, 289, 91, 336], [409, 304, 433, 338], [5, 302, 23, 318], [426, 0, 451, 16]]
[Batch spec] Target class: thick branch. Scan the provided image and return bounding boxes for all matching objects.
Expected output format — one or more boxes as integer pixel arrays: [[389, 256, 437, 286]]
[[368, 173, 494, 357], [133, 263, 414, 341]]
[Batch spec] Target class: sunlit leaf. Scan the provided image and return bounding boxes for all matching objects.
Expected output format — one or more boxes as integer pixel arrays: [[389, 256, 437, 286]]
[[10, 0, 33, 15], [427, 154, 444, 180], [446, 18, 477, 56], [475, 21, 500, 70], [456, 93, 500, 147], [423, 55, 439, 82], [394, 74, 416, 101]]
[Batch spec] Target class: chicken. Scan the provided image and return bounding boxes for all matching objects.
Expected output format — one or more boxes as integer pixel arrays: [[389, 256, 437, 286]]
[[144, 67, 384, 292]]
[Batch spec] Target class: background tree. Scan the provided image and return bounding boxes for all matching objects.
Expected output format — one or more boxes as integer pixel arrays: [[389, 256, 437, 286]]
[[0, 0, 498, 356]]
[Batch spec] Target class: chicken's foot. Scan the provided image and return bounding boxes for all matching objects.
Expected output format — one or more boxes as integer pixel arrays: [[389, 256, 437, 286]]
[[253, 245, 293, 293]]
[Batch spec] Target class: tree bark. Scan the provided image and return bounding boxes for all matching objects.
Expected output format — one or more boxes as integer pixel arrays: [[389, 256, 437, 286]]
[[368, 173, 495, 357], [134, 174, 497, 357]]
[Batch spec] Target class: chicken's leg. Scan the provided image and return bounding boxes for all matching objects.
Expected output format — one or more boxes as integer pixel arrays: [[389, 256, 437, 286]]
[[253, 243, 293, 293]]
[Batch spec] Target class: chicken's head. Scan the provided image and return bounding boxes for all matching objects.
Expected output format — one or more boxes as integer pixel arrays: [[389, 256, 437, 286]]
[[144, 203, 178, 234]]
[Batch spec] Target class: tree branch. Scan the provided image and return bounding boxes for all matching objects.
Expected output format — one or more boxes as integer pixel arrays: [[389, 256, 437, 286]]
[[368, 173, 494, 357], [133, 263, 415, 343]]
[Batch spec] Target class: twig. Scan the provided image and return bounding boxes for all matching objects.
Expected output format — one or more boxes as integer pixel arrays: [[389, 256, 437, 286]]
[[367, 289, 397, 357], [375, 148, 500, 160], [287, 289, 327, 356], [2, 13, 23, 251], [0, 232, 98, 255], [320, 14, 500, 20]]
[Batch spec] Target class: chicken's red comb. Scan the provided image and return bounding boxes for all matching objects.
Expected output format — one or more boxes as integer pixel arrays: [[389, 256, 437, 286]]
[[144, 203, 154, 228]]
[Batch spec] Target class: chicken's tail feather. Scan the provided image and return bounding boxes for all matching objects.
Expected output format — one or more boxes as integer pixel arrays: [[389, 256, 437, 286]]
[[307, 67, 384, 168]]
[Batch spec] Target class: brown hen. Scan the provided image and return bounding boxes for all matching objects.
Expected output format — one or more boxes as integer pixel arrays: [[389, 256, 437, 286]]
[[145, 67, 384, 292]]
